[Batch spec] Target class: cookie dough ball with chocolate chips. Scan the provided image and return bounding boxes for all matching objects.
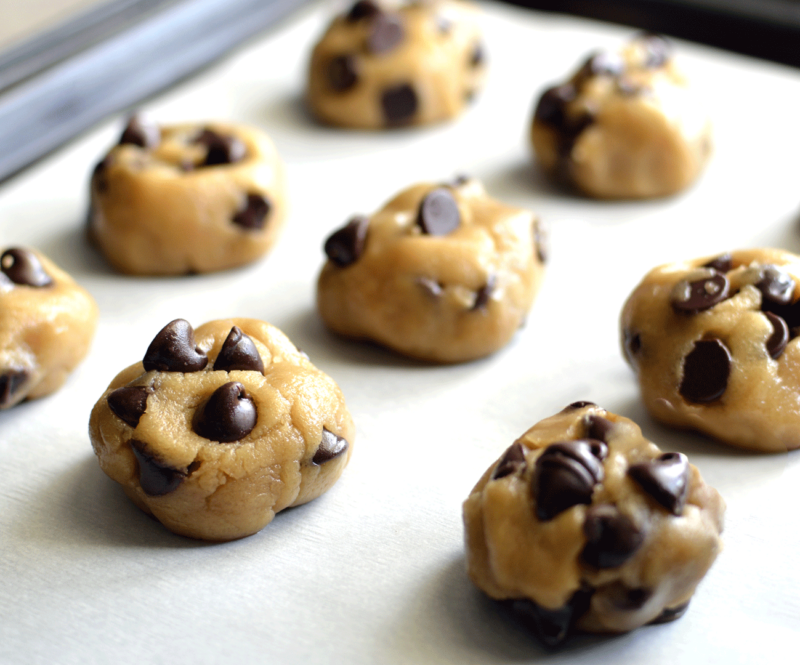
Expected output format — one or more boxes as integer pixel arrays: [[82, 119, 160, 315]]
[[463, 402, 724, 646], [307, 1, 486, 129], [0, 247, 98, 409], [89, 318, 354, 541], [621, 248, 800, 452], [531, 33, 711, 199], [88, 116, 287, 275], [316, 177, 546, 363]]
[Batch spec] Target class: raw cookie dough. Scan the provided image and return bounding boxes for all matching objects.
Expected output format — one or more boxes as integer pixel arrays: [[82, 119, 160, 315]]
[[89, 318, 354, 541], [463, 402, 724, 646], [530, 33, 711, 199], [0, 247, 98, 409], [621, 248, 800, 452], [316, 177, 546, 363], [88, 116, 287, 275], [307, 0, 486, 129]]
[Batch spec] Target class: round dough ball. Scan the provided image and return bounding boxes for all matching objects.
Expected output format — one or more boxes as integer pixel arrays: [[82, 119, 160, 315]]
[[463, 402, 724, 646], [89, 318, 355, 541], [0, 247, 98, 409], [316, 177, 546, 363], [621, 248, 800, 452], [307, 0, 486, 129], [88, 116, 287, 275], [530, 34, 711, 199]]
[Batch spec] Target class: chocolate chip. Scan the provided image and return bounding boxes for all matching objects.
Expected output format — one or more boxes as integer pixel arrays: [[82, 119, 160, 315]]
[[367, 13, 404, 54], [584, 414, 614, 442], [417, 188, 460, 236], [576, 51, 625, 81], [381, 83, 418, 125], [679, 338, 731, 403], [324, 216, 369, 267], [639, 33, 671, 68], [1, 248, 52, 287], [702, 253, 733, 273], [130, 439, 186, 496], [566, 401, 596, 410], [193, 382, 257, 443], [671, 273, 730, 312], [765, 312, 789, 359], [603, 583, 652, 610], [510, 587, 593, 647], [328, 54, 359, 92], [492, 442, 527, 480], [623, 329, 642, 364], [107, 386, 150, 427], [194, 129, 246, 166], [581, 505, 644, 569], [472, 275, 496, 310], [470, 42, 485, 67], [143, 319, 208, 373], [232, 194, 270, 230], [346, 0, 380, 21], [649, 600, 690, 624], [534, 84, 576, 127], [532, 219, 547, 264], [92, 156, 111, 193], [119, 115, 160, 149], [628, 452, 690, 515], [533, 440, 607, 521], [756, 265, 795, 307], [0, 370, 29, 407], [312, 428, 349, 464], [214, 326, 264, 374]]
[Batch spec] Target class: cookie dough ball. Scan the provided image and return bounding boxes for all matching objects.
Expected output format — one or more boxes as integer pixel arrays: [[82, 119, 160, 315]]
[[89, 318, 354, 541], [316, 177, 545, 363], [463, 402, 724, 646], [307, 0, 486, 129], [621, 248, 800, 452], [0, 247, 98, 409], [530, 34, 711, 199], [88, 116, 287, 275]]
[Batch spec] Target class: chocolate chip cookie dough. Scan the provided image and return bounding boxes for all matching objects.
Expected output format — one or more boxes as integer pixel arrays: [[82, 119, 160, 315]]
[[463, 402, 724, 646], [530, 34, 711, 199], [88, 116, 287, 275], [89, 318, 354, 541], [307, 0, 486, 129], [622, 248, 800, 452], [316, 177, 545, 363], [0, 247, 98, 409]]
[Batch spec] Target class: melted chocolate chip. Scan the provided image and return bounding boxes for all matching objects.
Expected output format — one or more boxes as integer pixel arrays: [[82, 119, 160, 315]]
[[671, 273, 730, 312], [1, 248, 52, 287], [492, 442, 527, 480], [628, 452, 690, 515], [417, 188, 460, 236], [0, 370, 29, 407], [533, 219, 547, 264], [143, 319, 208, 373], [381, 83, 418, 125], [470, 42, 485, 67], [232, 194, 270, 230], [328, 54, 359, 92], [581, 505, 644, 569], [367, 13, 404, 54], [194, 129, 246, 166], [107, 386, 150, 427], [702, 253, 733, 273], [679, 338, 731, 403], [639, 33, 671, 68], [510, 587, 593, 647], [193, 382, 257, 443], [312, 428, 349, 464], [119, 115, 160, 149], [584, 414, 614, 442], [765, 312, 789, 359], [756, 265, 795, 307], [534, 84, 576, 127], [324, 216, 369, 267], [347, 0, 380, 21], [130, 439, 186, 496], [214, 326, 264, 374], [472, 275, 496, 311], [576, 50, 625, 81], [649, 600, 690, 624]]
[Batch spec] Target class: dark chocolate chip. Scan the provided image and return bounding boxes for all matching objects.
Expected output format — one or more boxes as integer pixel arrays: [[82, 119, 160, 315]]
[[194, 129, 246, 166], [534, 84, 576, 127], [346, 0, 380, 21], [417, 188, 460, 236], [381, 83, 418, 125], [492, 442, 527, 480], [584, 414, 614, 443], [679, 338, 731, 403], [470, 42, 485, 67], [232, 194, 270, 230], [510, 587, 593, 647], [765, 312, 789, 359], [702, 253, 733, 273], [107, 386, 150, 428], [566, 401, 596, 410], [472, 274, 496, 311], [0, 248, 52, 287], [312, 428, 349, 464], [628, 452, 690, 515], [417, 277, 443, 298], [671, 273, 730, 312], [193, 381, 257, 443], [130, 439, 186, 496], [603, 583, 652, 610], [649, 600, 690, 624], [328, 54, 359, 92], [581, 505, 644, 569], [623, 329, 641, 364], [119, 115, 160, 149], [576, 50, 625, 81], [214, 326, 264, 374], [639, 33, 672, 68], [367, 13, 404, 54], [143, 319, 208, 373], [0, 370, 29, 407], [92, 156, 111, 193], [756, 265, 795, 307], [760, 298, 800, 330], [532, 218, 547, 264], [324, 216, 369, 267]]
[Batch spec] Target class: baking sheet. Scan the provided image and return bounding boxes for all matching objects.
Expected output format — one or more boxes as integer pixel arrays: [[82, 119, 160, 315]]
[[1, 1, 799, 663]]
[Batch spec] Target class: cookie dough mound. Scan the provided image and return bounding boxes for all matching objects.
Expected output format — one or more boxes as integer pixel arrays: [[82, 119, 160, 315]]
[[621, 248, 800, 452], [530, 34, 711, 199], [89, 318, 354, 541], [0, 247, 98, 409], [307, 0, 486, 129], [88, 116, 287, 275], [463, 402, 724, 646], [316, 177, 546, 363]]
